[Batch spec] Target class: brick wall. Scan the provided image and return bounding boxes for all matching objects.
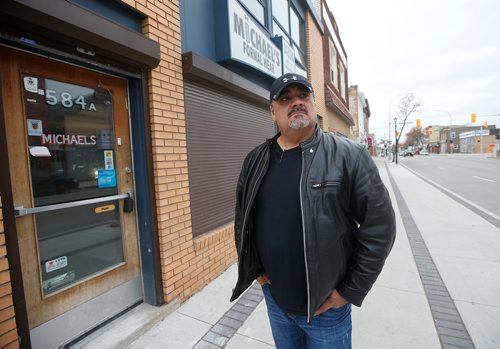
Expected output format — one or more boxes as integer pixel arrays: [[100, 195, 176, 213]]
[[0, 197, 18, 348], [349, 86, 360, 140], [306, 11, 327, 126], [123, 0, 237, 303]]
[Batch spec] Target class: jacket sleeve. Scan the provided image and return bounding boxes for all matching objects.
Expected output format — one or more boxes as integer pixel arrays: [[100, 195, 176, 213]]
[[337, 147, 396, 306], [234, 156, 248, 258]]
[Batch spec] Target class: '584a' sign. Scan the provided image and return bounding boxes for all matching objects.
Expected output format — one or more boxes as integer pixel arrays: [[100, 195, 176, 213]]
[[23, 76, 107, 112]]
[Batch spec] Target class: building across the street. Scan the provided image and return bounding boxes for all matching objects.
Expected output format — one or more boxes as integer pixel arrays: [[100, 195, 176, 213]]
[[459, 126, 498, 154]]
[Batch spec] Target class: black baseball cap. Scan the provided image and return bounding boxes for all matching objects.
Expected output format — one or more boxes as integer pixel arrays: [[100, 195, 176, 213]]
[[270, 73, 313, 103]]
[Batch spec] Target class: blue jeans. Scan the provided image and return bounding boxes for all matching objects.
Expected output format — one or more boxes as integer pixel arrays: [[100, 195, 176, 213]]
[[262, 284, 352, 349]]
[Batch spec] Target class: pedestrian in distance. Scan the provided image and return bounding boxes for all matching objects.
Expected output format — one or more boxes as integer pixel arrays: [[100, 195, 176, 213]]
[[230, 73, 396, 348]]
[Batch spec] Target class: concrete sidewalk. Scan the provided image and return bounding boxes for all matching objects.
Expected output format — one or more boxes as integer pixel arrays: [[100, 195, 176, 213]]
[[72, 158, 500, 349]]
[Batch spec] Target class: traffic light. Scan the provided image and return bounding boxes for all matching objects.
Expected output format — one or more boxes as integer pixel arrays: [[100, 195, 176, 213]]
[[471, 113, 476, 123], [428, 126, 433, 135], [484, 121, 488, 128], [416, 118, 421, 128]]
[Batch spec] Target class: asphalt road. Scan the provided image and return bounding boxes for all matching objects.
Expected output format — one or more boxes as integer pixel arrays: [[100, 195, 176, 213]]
[[397, 154, 500, 220]]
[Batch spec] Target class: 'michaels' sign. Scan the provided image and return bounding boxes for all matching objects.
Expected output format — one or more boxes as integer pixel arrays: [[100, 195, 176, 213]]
[[216, 0, 282, 78]]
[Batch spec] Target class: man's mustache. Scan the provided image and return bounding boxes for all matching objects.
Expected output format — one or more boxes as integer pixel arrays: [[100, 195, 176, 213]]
[[288, 107, 308, 116]]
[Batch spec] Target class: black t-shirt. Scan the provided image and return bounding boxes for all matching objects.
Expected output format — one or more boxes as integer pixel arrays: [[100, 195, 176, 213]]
[[254, 141, 307, 315]]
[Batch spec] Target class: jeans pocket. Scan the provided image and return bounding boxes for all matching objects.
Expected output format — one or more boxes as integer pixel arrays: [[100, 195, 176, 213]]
[[321, 303, 351, 323]]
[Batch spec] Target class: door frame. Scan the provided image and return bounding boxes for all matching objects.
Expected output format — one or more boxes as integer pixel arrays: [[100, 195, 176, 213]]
[[0, 78, 32, 348], [0, 43, 163, 345]]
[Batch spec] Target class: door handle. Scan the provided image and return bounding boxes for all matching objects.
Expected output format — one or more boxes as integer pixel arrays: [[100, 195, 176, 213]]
[[15, 193, 131, 217]]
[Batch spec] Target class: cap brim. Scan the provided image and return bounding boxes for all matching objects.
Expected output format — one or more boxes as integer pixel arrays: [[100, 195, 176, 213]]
[[271, 82, 313, 102]]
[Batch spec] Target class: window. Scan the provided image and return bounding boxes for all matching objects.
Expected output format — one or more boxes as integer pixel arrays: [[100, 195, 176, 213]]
[[290, 7, 302, 46], [273, 19, 287, 38], [451, 131, 456, 139], [290, 6, 306, 66], [329, 40, 337, 87], [273, 0, 289, 31], [22, 75, 126, 295], [272, 2, 307, 71], [339, 63, 346, 100], [239, 0, 266, 25]]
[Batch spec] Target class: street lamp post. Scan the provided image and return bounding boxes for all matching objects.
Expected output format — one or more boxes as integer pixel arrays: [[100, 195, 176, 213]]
[[394, 117, 398, 164], [389, 92, 414, 161]]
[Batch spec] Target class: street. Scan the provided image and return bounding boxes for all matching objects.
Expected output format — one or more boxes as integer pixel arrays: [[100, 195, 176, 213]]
[[398, 154, 500, 223]]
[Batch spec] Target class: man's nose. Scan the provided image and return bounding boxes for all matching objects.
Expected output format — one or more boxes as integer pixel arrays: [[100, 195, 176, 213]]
[[289, 94, 304, 107]]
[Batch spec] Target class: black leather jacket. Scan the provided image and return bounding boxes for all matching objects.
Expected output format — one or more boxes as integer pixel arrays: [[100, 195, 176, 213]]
[[230, 125, 396, 321]]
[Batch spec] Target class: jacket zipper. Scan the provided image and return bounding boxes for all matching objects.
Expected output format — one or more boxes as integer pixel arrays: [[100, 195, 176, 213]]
[[299, 150, 312, 323], [312, 181, 340, 188]]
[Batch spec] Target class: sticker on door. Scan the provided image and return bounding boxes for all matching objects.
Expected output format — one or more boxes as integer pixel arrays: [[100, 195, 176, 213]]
[[45, 256, 68, 273]]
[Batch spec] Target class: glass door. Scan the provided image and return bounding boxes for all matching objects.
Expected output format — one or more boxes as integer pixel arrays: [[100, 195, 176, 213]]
[[23, 75, 130, 296], [1, 46, 141, 344]]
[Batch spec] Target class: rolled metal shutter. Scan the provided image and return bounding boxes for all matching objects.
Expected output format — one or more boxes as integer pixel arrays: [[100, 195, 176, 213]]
[[184, 81, 275, 237]]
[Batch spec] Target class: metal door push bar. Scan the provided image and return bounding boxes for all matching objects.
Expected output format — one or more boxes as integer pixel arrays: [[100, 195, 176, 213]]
[[15, 193, 131, 217]]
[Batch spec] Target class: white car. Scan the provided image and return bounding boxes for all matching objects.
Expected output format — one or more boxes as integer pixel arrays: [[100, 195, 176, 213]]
[[420, 149, 429, 155]]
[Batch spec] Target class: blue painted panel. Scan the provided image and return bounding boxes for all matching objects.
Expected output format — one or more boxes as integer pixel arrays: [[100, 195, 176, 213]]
[[128, 77, 162, 305], [179, 0, 218, 59], [214, 0, 231, 62], [72, 0, 144, 32]]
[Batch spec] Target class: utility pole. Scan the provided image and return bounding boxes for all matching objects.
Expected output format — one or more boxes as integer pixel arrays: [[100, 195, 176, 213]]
[[394, 117, 398, 164]]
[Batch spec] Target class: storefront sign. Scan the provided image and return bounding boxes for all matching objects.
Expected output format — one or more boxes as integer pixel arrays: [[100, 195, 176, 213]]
[[219, 0, 282, 78], [272, 36, 295, 75], [459, 129, 490, 138]]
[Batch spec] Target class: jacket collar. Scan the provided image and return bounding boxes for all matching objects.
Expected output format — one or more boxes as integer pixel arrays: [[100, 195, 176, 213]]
[[300, 123, 322, 150], [266, 121, 322, 149]]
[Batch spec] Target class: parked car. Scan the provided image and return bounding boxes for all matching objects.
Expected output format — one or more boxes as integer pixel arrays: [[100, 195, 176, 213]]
[[420, 149, 429, 155], [401, 149, 414, 157]]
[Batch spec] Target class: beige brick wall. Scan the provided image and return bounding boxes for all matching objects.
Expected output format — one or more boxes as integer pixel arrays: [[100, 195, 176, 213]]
[[123, 0, 237, 303], [306, 12, 327, 124], [349, 86, 360, 140], [0, 197, 19, 348]]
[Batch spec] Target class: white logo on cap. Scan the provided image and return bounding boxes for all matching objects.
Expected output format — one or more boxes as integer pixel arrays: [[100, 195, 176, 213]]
[[282, 76, 298, 83]]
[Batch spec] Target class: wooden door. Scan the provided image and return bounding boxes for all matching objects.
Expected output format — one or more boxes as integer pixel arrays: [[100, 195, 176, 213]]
[[0, 46, 141, 336]]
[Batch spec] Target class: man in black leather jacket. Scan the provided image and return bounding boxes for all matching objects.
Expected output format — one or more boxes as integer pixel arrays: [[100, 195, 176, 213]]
[[231, 73, 396, 348]]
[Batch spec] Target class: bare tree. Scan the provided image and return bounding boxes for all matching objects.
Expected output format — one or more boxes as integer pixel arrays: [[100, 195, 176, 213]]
[[393, 94, 421, 164], [404, 127, 425, 148]]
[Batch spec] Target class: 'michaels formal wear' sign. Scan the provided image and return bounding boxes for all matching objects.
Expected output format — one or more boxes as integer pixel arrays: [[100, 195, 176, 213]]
[[216, 0, 282, 78]]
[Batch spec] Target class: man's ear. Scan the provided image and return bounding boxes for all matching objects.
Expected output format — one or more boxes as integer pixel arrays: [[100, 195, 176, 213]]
[[270, 104, 276, 122]]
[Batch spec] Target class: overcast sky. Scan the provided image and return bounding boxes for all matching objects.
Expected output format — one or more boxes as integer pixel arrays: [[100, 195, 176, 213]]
[[327, 0, 500, 141]]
